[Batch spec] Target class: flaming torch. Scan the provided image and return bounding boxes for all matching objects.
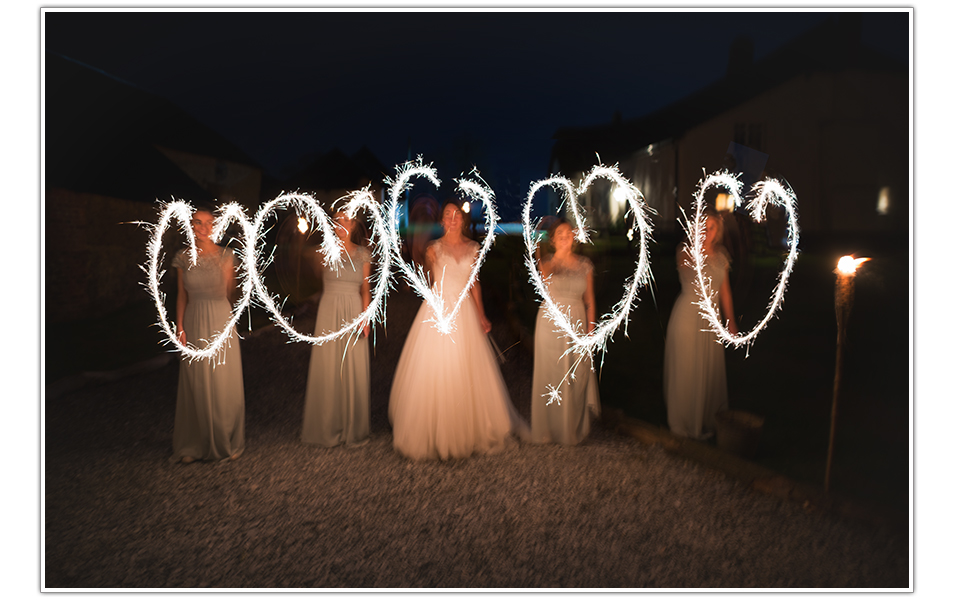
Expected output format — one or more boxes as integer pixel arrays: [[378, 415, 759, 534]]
[[825, 255, 870, 492]]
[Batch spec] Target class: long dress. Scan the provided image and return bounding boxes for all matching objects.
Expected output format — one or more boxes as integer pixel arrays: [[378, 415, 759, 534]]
[[388, 238, 523, 460], [664, 244, 731, 439], [530, 255, 601, 445], [302, 245, 371, 446], [170, 246, 245, 462]]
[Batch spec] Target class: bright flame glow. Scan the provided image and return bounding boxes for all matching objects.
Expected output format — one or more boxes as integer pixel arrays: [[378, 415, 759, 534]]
[[612, 186, 628, 204], [524, 164, 655, 404], [297, 216, 308, 234], [461, 200, 471, 214], [837, 255, 870, 275], [384, 158, 499, 336], [685, 170, 800, 350]]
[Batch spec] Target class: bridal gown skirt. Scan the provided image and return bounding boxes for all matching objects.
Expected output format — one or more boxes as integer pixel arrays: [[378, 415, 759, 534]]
[[388, 295, 521, 460]]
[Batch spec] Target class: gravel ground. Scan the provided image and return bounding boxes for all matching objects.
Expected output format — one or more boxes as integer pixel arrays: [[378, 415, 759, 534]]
[[44, 287, 909, 589]]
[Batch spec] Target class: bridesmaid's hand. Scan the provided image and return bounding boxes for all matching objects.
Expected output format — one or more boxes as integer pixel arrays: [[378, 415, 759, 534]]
[[479, 314, 492, 334], [177, 329, 187, 346], [586, 321, 595, 335], [362, 324, 371, 339]]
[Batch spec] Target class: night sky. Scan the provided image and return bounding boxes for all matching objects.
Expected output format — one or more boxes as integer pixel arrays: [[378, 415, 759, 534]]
[[44, 10, 908, 187]]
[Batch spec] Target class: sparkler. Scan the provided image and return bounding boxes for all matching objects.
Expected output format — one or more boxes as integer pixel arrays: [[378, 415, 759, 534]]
[[685, 171, 800, 350], [144, 188, 395, 360], [825, 254, 870, 492], [243, 190, 392, 346], [384, 158, 500, 335], [142, 200, 252, 363], [523, 164, 655, 404]]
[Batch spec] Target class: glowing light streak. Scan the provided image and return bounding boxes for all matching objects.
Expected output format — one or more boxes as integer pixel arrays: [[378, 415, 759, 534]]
[[145, 188, 396, 360], [525, 175, 592, 244], [384, 158, 500, 335], [245, 190, 390, 346], [685, 171, 800, 349], [524, 164, 655, 404], [142, 200, 252, 363]]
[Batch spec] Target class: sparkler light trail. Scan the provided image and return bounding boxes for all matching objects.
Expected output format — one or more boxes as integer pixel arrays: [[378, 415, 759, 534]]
[[685, 171, 800, 349], [384, 158, 500, 335], [145, 189, 395, 360], [523, 164, 655, 404], [142, 200, 252, 363], [243, 190, 392, 346]]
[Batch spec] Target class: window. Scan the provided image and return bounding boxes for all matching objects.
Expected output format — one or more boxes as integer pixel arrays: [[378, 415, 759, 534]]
[[877, 187, 891, 215]]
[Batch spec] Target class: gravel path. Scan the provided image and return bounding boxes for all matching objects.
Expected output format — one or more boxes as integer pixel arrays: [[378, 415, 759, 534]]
[[44, 288, 909, 589]]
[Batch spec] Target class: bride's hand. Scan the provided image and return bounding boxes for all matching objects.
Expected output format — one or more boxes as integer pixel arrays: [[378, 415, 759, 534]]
[[479, 314, 492, 334]]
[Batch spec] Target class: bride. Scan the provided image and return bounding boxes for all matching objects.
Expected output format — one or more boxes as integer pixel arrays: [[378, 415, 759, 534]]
[[389, 199, 525, 460]]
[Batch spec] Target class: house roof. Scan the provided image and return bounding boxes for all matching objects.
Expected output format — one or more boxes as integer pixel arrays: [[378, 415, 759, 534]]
[[550, 14, 907, 174], [46, 52, 259, 202]]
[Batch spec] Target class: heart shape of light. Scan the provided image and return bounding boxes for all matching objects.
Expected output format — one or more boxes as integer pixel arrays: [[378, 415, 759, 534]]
[[242, 190, 392, 346], [144, 200, 253, 363], [686, 171, 799, 349], [523, 164, 655, 403], [384, 158, 499, 335]]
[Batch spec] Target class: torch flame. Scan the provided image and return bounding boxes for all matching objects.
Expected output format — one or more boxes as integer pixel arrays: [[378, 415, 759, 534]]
[[836, 255, 870, 275]]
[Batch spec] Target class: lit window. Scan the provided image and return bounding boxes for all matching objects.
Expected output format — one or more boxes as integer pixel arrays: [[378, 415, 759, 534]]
[[877, 187, 890, 215], [715, 193, 735, 212]]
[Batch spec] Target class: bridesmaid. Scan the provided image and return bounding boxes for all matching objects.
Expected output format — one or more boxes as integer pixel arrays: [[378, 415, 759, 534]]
[[301, 209, 372, 447], [530, 218, 601, 445], [171, 203, 245, 463], [664, 209, 738, 439]]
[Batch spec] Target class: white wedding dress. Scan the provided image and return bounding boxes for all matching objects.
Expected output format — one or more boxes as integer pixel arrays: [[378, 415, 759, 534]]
[[389, 238, 525, 460]]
